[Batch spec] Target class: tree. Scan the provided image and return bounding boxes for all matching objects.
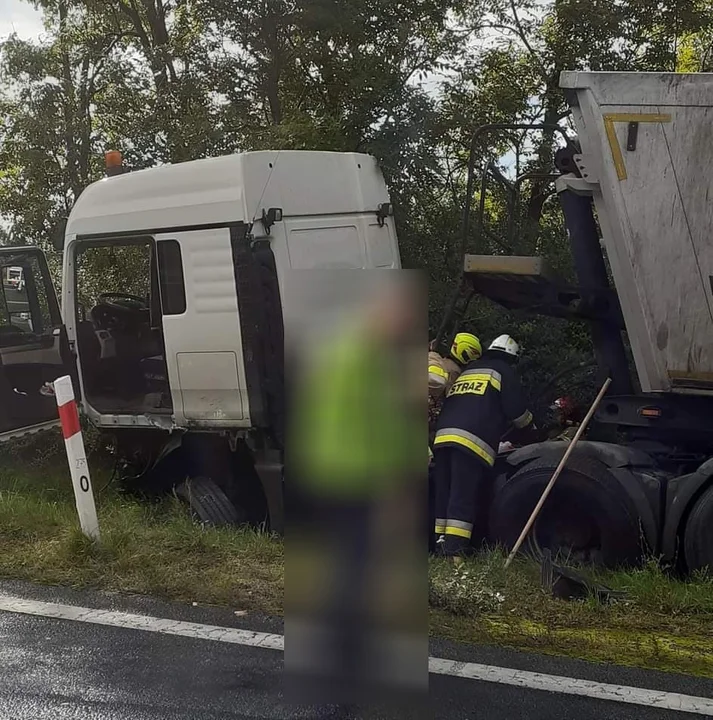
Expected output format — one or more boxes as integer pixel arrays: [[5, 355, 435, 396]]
[[0, 28, 101, 246], [1, 0, 712, 400]]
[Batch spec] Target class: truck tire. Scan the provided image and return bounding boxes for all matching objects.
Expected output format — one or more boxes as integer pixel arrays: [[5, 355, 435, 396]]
[[176, 477, 245, 528], [683, 484, 713, 574], [489, 456, 642, 568]]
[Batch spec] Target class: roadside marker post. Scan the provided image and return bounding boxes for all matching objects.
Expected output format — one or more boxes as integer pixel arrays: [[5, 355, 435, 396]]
[[54, 375, 100, 542]]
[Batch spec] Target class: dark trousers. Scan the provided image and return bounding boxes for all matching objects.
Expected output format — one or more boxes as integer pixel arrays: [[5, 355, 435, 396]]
[[286, 496, 374, 706], [434, 447, 489, 556]]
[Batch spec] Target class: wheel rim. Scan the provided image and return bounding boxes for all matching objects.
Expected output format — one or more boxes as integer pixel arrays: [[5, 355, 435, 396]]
[[526, 494, 604, 565]]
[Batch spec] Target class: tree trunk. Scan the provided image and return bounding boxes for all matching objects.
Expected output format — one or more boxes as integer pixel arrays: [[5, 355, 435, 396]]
[[262, 5, 283, 125], [522, 94, 560, 253], [59, 0, 82, 201]]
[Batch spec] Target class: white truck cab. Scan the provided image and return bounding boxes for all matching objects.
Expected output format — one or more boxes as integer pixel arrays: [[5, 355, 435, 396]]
[[0, 150, 401, 529]]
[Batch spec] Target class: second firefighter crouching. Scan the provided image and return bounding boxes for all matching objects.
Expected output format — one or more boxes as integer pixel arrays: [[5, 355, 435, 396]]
[[428, 333, 483, 451], [433, 334, 536, 557]]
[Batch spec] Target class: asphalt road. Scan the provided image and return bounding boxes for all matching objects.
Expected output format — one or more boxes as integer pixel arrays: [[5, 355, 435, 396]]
[[0, 581, 711, 720]]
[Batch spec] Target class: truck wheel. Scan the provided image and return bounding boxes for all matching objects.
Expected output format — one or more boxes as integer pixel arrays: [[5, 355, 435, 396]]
[[489, 456, 642, 568], [683, 484, 713, 574], [176, 477, 246, 528]]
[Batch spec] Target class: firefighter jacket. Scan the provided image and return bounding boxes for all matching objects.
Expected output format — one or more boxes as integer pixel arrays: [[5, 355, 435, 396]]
[[428, 351, 462, 445], [428, 352, 461, 400], [434, 354, 533, 468]]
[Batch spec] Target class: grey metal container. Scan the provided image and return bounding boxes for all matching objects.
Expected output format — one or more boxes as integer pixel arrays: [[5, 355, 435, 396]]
[[561, 71, 713, 395]]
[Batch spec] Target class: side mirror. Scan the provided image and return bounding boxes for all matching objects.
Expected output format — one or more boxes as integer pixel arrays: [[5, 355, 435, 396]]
[[52, 218, 68, 252], [376, 202, 393, 227], [261, 207, 283, 236]]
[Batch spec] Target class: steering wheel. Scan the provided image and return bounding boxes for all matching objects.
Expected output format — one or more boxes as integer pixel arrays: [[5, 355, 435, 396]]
[[99, 293, 149, 312]]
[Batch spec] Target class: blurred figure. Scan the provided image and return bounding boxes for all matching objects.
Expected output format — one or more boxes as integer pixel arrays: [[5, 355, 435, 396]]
[[285, 271, 428, 713]]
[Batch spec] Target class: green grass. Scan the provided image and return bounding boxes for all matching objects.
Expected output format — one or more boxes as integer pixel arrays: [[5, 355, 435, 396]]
[[429, 552, 713, 677], [0, 436, 283, 613], [2, 433, 713, 677]]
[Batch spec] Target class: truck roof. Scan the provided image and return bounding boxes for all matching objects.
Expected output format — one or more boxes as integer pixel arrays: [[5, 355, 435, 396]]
[[67, 150, 390, 239]]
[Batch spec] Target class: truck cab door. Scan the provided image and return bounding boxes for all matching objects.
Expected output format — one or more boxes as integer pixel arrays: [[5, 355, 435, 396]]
[[0, 247, 74, 442]]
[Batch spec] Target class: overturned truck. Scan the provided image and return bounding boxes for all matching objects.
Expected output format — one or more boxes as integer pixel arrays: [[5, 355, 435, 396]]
[[458, 71, 713, 572]]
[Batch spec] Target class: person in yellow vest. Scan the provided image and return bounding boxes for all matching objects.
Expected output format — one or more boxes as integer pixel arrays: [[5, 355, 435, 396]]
[[288, 274, 424, 704]]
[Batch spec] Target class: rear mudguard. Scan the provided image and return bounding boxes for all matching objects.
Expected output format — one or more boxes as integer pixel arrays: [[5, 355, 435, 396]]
[[662, 458, 713, 567], [502, 441, 656, 472], [495, 442, 661, 554]]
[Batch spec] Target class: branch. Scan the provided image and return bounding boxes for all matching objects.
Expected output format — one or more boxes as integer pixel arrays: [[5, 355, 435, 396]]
[[700, 37, 713, 71], [507, 0, 548, 81]]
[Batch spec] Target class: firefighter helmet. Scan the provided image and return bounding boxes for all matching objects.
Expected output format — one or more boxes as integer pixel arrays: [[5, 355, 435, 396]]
[[450, 333, 483, 365], [488, 334, 520, 358]]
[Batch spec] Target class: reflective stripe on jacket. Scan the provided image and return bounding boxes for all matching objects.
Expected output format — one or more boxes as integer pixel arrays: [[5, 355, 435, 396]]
[[435, 352, 532, 467], [433, 427, 497, 467], [428, 351, 462, 400]]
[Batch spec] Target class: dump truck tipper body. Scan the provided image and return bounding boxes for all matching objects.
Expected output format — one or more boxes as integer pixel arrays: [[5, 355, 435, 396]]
[[453, 72, 713, 572], [561, 71, 713, 395]]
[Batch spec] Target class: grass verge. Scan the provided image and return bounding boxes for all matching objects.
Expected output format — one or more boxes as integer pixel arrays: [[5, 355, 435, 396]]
[[0, 437, 282, 614], [429, 552, 713, 677], [1, 436, 712, 677]]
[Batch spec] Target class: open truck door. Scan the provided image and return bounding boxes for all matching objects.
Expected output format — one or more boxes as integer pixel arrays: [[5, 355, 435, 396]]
[[0, 247, 75, 442]]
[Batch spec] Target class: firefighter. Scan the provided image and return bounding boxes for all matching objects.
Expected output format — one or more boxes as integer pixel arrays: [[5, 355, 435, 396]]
[[433, 334, 535, 557], [428, 333, 482, 445], [428, 333, 482, 553], [429, 333, 482, 402]]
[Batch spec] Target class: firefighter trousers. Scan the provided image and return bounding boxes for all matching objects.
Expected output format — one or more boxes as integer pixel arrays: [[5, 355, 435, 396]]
[[433, 447, 489, 556]]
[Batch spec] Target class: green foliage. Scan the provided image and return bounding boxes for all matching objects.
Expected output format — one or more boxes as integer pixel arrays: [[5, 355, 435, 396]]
[[1, 0, 710, 387]]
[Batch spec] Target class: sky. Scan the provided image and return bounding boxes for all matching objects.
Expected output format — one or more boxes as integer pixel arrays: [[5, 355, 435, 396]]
[[0, 0, 43, 42]]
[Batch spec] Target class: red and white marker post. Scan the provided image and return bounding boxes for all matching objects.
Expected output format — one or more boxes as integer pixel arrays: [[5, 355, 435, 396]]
[[54, 375, 100, 542]]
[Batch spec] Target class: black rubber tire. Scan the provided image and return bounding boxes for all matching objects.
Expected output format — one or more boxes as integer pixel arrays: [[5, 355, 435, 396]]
[[489, 455, 642, 568], [176, 477, 245, 527], [683, 484, 713, 574]]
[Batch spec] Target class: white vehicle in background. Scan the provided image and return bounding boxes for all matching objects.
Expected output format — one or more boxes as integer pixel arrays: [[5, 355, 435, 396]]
[[0, 149, 401, 532], [5, 267, 24, 292]]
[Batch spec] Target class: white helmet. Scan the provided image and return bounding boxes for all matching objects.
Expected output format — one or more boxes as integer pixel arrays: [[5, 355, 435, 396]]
[[489, 334, 520, 358]]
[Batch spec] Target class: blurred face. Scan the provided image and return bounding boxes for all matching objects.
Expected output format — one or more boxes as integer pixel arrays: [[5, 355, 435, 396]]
[[368, 276, 420, 344]]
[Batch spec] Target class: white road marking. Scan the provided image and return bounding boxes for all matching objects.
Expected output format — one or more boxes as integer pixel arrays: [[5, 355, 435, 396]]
[[0, 594, 712, 714], [428, 658, 713, 715], [0, 595, 284, 651]]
